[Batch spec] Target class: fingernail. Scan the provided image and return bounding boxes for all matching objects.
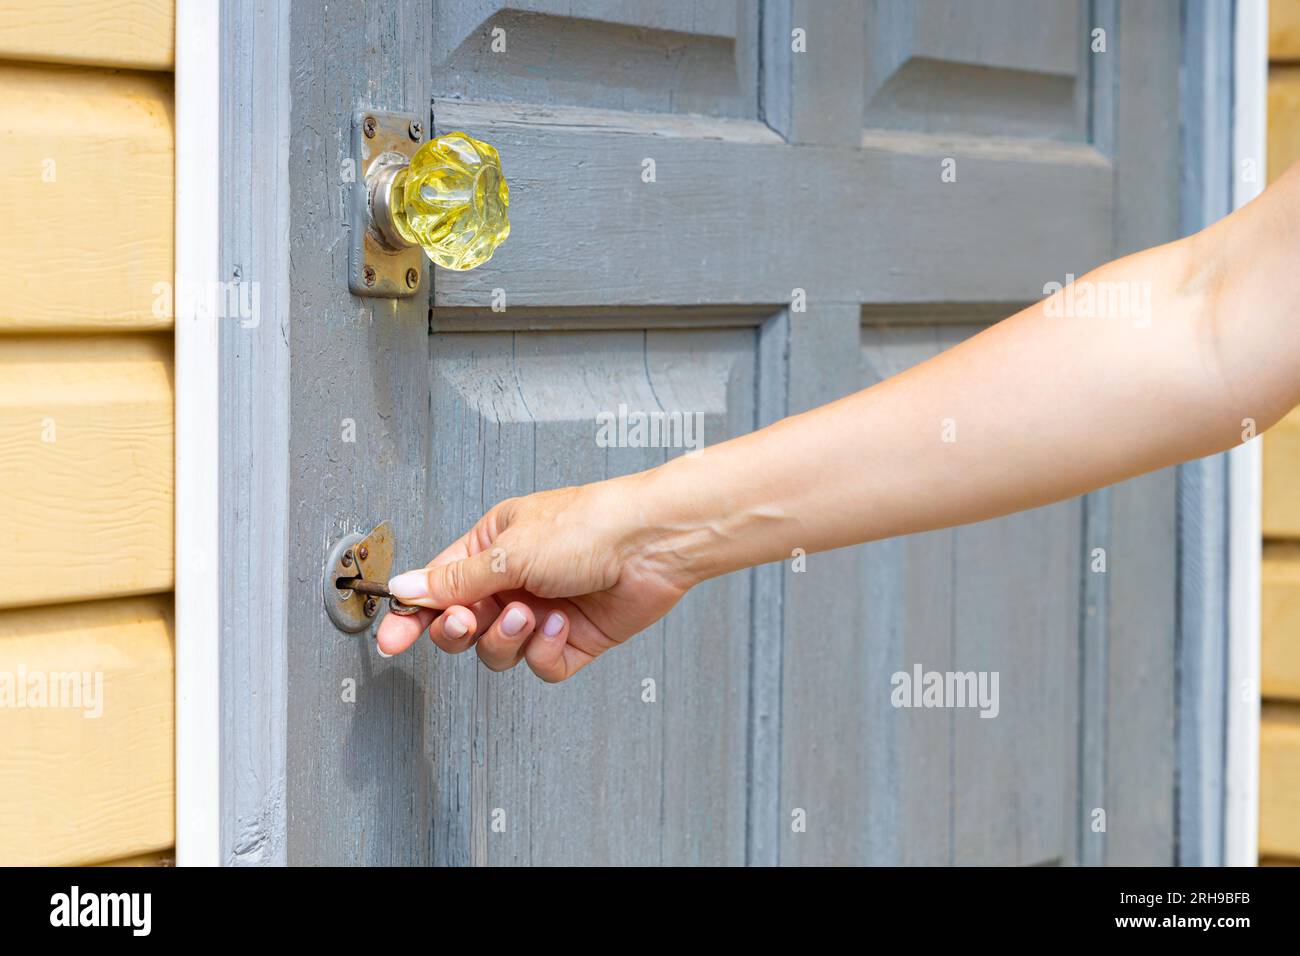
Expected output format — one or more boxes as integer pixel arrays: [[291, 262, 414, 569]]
[[543, 611, 565, 638], [501, 607, 528, 637], [388, 570, 430, 600], [444, 614, 469, 639], [376, 640, 392, 659]]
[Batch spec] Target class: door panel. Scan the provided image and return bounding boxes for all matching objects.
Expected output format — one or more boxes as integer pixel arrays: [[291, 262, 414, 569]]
[[286, 0, 1184, 865], [431, 99, 1113, 307], [427, 329, 755, 864], [431, 0, 758, 118], [864, 0, 1088, 139]]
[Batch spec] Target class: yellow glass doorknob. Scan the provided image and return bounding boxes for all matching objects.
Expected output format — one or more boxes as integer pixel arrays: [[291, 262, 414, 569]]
[[377, 131, 510, 271]]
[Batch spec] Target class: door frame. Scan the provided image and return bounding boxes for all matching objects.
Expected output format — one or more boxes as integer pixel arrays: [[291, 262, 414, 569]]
[[1224, 0, 1267, 868], [175, 0, 294, 866], [1175, 0, 1265, 869], [174, 0, 222, 867], [174, 0, 1263, 866]]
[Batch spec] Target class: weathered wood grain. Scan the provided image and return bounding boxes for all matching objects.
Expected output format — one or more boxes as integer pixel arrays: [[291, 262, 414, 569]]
[[852, 325, 1081, 866], [431, 0, 757, 119], [1079, 0, 1181, 867], [1176, 0, 1234, 867], [0, 335, 172, 609], [284, 0, 436, 866], [857, 326, 959, 866], [218, 0, 291, 866], [430, 99, 1112, 308], [762, 304, 862, 865], [426, 329, 754, 864], [763, 1, 865, 146], [272, 0, 1200, 867], [0, 596, 174, 866], [862, 0, 1087, 141], [0, 63, 173, 332], [950, 443, 1080, 865]]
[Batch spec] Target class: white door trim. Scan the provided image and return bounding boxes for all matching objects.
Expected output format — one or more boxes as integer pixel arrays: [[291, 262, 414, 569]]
[[174, 0, 223, 867], [1224, 0, 1267, 868]]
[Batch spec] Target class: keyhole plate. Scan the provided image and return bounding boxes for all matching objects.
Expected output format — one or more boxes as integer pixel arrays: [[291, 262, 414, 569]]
[[322, 521, 397, 633], [349, 109, 427, 299]]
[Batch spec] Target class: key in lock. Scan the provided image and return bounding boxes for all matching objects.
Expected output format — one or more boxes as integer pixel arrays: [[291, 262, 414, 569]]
[[322, 521, 428, 633]]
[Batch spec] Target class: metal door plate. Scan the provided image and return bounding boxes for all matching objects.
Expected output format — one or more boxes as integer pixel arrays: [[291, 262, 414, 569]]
[[322, 521, 398, 633], [349, 110, 427, 298]]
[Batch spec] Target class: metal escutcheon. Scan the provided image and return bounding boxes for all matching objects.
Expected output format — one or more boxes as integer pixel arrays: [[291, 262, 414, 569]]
[[322, 520, 398, 633]]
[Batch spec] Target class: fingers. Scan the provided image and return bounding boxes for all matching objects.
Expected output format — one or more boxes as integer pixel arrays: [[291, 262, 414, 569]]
[[375, 605, 435, 656], [523, 609, 594, 683], [375, 605, 478, 656], [475, 602, 537, 671], [389, 546, 512, 611], [426, 606, 479, 654], [375, 594, 600, 685]]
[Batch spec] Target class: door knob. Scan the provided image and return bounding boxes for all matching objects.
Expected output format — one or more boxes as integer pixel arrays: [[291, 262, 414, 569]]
[[349, 112, 509, 297], [371, 131, 511, 272]]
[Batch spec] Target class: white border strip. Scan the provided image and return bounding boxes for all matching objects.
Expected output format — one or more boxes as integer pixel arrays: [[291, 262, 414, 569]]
[[174, 0, 222, 866], [1225, 0, 1266, 868]]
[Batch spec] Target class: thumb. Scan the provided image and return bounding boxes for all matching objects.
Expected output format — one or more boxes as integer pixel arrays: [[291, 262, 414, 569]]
[[389, 546, 516, 609]]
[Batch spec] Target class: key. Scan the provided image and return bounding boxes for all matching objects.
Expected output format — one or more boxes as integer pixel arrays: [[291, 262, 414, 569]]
[[335, 576, 426, 616]]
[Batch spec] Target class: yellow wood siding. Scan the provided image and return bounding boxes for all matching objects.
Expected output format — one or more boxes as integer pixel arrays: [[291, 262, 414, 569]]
[[0, 2, 175, 866], [1274, 0, 1300, 61], [0, 335, 173, 608], [93, 849, 175, 866], [1261, 705, 1300, 859], [0, 63, 173, 332], [0, 597, 174, 866], [1264, 408, 1300, 537], [1264, 4, 1300, 864], [0, 0, 173, 70], [1264, 545, 1300, 700]]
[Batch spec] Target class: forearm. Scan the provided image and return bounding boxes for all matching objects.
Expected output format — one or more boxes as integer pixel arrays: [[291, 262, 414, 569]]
[[627, 170, 1300, 585]]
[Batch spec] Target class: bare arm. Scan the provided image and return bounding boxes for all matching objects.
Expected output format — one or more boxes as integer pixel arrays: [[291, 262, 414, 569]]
[[634, 165, 1300, 581], [376, 164, 1300, 681]]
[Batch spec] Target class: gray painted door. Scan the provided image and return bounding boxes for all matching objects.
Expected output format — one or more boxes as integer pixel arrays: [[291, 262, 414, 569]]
[[285, 0, 1183, 865]]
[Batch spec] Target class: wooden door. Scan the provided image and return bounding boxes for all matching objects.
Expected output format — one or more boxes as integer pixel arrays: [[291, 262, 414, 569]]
[[281, 0, 1184, 865]]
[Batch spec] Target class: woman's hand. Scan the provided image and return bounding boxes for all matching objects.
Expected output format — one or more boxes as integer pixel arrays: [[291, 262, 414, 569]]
[[375, 474, 696, 682]]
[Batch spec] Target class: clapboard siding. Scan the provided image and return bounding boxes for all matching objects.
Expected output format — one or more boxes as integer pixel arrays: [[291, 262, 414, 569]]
[[0, 597, 174, 866], [1260, 704, 1300, 859], [93, 849, 175, 866], [0, 62, 173, 333], [1263, 546, 1300, 701], [1264, 408, 1300, 537], [0, 335, 173, 609], [1274, 0, 1300, 61], [0, 0, 173, 70], [0, 0, 176, 867], [1262, 18, 1300, 864]]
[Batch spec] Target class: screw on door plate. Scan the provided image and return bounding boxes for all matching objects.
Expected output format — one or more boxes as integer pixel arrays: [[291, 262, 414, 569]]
[[323, 520, 421, 633], [349, 110, 427, 298]]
